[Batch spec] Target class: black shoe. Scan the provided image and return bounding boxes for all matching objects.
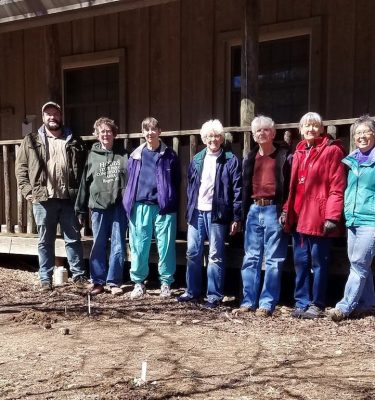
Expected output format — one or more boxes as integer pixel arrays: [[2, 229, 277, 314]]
[[301, 305, 324, 319], [290, 307, 306, 319], [176, 293, 198, 303], [202, 300, 220, 309]]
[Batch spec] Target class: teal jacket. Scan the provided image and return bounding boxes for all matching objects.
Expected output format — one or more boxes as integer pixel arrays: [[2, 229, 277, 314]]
[[342, 146, 375, 227]]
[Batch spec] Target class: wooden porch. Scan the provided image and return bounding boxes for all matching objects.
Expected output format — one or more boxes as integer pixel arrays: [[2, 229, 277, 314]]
[[0, 117, 356, 272]]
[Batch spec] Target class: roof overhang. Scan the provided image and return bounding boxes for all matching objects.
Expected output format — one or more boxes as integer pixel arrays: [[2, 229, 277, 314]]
[[0, 0, 178, 33]]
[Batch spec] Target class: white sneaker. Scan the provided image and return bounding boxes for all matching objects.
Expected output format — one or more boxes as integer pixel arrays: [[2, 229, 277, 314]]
[[160, 284, 171, 298], [130, 283, 146, 300]]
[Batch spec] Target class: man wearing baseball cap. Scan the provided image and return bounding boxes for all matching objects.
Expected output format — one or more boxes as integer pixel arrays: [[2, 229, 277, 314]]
[[15, 101, 88, 291]]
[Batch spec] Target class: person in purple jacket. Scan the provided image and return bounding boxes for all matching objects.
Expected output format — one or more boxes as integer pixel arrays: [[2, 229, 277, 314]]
[[177, 119, 242, 309], [123, 117, 180, 299]]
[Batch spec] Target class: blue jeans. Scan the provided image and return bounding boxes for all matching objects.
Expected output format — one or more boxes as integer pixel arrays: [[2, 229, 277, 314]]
[[33, 199, 85, 283], [292, 232, 331, 310], [336, 226, 375, 315], [241, 204, 288, 311], [128, 202, 176, 285], [186, 209, 227, 302], [90, 203, 127, 286]]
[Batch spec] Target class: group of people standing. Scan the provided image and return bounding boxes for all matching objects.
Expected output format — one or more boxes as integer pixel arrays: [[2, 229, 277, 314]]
[[15, 101, 375, 321]]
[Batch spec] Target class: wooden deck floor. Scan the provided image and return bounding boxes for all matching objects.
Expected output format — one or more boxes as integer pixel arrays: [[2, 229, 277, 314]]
[[0, 233, 356, 274]]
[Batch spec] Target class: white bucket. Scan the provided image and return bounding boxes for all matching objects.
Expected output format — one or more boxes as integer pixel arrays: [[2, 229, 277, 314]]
[[54, 266, 68, 286]]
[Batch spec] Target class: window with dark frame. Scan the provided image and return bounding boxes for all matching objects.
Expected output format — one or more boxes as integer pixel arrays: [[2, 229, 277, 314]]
[[230, 35, 310, 126], [63, 63, 119, 136]]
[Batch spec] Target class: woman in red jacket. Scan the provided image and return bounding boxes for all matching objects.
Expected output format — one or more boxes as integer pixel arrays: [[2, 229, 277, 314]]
[[281, 112, 346, 319]]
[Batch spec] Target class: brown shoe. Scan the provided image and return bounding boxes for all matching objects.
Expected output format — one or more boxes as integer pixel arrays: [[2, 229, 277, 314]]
[[232, 306, 254, 315], [90, 284, 104, 295], [255, 308, 272, 317]]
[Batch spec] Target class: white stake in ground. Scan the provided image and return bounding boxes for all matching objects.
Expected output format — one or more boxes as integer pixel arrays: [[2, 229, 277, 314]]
[[88, 293, 91, 315], [141, 361, 147, 382]]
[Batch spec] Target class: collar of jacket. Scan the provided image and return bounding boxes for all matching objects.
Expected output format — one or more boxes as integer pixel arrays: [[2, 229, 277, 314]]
[[130, 140, 167, 160], [38, 125, 72, 145], [343, 146, 375, 167]]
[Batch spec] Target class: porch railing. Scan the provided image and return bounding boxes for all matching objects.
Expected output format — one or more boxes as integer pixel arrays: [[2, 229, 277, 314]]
[[0, 117, 356, 235]]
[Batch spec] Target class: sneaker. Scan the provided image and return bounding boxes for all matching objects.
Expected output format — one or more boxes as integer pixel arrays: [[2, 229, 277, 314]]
[[176, 292, 198, 303], [130, 283, 146, 300], [202, 300, 220, 309], [40, 282, 52, 292], [302, 304, 324, 319], [160, 284, 171, 298], [73, 276, 89, 289], [255, 308, 272, 317], [290, 307, 306, 319], [110, 286, 123, 296], [232, 306, 254, 315], [328, 308, 346, 322]]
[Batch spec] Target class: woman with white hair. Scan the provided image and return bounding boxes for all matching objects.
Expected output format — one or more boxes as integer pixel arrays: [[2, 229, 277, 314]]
[[281, 112, 346, 319], [177, 119, 242, 309]]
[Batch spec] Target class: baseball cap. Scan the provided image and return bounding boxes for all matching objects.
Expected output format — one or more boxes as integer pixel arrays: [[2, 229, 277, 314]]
[[41, 101, 61, 114]]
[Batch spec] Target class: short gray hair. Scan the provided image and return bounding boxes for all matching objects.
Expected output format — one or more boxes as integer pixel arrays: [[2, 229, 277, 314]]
[[350, 115, 375, 137], [299, 112, 323, 129], [251, 115, 275, 134]]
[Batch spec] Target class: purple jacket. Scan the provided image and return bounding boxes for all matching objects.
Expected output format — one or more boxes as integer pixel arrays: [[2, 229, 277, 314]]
[[123, 141, 180, 217]]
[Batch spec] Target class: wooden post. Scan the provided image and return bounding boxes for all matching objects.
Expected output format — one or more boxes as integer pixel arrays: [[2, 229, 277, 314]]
[[27, 202, 34, 234], [241, 0, 259, 157], [173, 136, 179, 156], [189, 135, 197, 161], [2, 145, 12, 233], [15, 144, 24, 233]]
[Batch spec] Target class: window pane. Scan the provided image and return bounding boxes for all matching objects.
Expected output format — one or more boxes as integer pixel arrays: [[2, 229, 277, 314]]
[[64, 64, 119, 136], [229, 35, 310, 125]]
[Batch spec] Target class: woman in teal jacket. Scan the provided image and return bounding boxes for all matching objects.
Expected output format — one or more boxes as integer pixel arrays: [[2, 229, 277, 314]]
[[329, 115, 375, 321]]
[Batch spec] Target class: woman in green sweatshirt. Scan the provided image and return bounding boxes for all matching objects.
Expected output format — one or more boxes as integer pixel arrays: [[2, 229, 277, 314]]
[[75, 117, 128, 295]]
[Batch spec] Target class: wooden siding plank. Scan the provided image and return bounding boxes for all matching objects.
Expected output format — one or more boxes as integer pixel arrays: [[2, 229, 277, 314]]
[[24, 28, 49, 120], [260, 0, 277, 25], [56, 22, 72, 56], [149, 1, 181, 129], [325, 0, 355, 118], [215, 0, 244, 32], [353, 0, 373, 115], [181, 0, 214, 129], [277, 0, 311, 22], [0, 31, 25, 140], [118, 8, 150, 132], [71, 17, 94, 54], [94, 13, 119, 51]]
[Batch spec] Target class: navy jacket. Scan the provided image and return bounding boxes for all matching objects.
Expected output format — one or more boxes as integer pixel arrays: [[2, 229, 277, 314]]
[[186, 148, 242, 225]]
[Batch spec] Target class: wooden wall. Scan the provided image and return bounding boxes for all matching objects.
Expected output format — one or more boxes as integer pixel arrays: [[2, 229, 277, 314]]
[[2, 0, 375, 138], [1, 0, 375, 230]]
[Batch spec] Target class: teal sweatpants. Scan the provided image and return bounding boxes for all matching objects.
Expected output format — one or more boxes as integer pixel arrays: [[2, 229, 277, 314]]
[[128, 202, 176, 285]]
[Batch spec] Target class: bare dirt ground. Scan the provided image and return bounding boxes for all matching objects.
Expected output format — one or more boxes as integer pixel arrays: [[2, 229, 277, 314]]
[[0, 257, 374, 400]]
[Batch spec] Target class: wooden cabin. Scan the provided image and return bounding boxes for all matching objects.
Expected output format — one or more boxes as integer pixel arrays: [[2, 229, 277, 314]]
[[0, 0, 373, 270]]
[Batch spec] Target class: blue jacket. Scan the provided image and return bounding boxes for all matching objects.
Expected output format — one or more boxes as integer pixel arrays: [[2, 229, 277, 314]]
[[186, 148, 242, 224], [342, 147, 375, 227], [123, 141, 180, 217]]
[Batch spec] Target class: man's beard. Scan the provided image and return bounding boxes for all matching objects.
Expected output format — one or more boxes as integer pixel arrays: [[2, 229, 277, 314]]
[[46, 120, 61, 131]]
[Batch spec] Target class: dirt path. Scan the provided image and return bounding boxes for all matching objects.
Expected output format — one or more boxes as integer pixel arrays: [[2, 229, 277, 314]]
[[0, 261, 374, 400]]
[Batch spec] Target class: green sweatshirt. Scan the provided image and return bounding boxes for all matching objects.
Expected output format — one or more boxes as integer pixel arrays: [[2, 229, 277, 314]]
[[75, 141, 128, 215]]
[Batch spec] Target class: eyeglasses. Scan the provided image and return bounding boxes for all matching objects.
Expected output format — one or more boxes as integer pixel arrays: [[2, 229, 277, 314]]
[[206, 134, 222, 139], [354, 130, 373, 138]]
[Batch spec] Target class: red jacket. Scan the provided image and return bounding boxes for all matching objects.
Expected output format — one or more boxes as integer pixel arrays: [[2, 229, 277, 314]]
[[283, 134, 346, 237]]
